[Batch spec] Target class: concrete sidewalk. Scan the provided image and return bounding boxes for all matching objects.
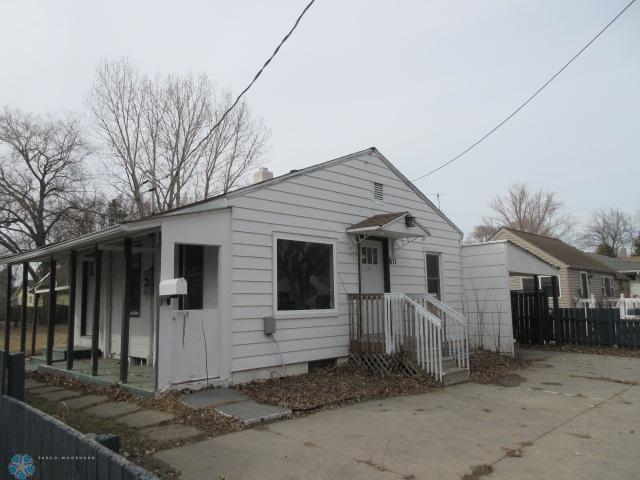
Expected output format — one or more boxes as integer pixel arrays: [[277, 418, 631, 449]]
[[155, 350, 640, 479]]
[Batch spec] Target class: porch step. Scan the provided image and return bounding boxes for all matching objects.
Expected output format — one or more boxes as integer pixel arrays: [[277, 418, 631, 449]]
[[442, 356, 458, 370], [442, 367, 469, 387], [30, 346, 93, 366]]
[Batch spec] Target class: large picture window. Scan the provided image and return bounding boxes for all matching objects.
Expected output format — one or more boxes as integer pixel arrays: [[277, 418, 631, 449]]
[[425, 253, 441, 299], [276, 238, 334, 311]]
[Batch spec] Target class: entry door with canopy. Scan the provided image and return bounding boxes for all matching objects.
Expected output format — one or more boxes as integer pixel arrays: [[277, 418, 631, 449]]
[[359, 239, 385, 293]]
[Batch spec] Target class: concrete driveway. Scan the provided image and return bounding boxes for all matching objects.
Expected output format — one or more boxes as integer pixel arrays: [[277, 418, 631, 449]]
[[156, 349, 640, 479]]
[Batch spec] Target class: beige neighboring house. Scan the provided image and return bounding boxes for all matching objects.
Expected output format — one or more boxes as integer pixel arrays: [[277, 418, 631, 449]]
[[491, 227, 620, 308]]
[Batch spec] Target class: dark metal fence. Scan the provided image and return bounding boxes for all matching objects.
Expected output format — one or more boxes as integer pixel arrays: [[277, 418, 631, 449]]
[[0, 351, 158, 480], [511, 292, 640, 348]]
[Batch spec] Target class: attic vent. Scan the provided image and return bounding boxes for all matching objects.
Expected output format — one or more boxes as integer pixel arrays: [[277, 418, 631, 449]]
[[373, 182, 384, 202]]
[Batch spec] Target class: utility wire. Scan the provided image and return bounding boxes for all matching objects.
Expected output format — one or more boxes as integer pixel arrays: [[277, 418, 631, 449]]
[[412, 0, 637, 182], [189, 0, 317, 157]]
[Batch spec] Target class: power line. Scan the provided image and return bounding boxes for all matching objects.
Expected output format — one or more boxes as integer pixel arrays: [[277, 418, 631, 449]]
[[412, 0, 637, 183], [189, 0, 317, 157]]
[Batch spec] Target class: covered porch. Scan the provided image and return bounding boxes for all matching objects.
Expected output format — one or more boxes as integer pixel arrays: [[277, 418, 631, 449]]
[[1, 221, 163, 395]]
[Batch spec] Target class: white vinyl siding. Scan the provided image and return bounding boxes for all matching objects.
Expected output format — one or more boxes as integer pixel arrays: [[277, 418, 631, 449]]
[[228, 152, 463, 373]]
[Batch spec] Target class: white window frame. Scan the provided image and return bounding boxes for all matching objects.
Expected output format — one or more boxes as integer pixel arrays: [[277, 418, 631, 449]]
[[579, 271, 589, 298], [538, 275, 562, 298], [600, 275, 614, 298], [273, 232, 338, 318], [424, 251, 443, 300]]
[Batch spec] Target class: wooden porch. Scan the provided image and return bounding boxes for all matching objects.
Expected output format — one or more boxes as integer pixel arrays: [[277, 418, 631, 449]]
[[348, 293, 469, 383]]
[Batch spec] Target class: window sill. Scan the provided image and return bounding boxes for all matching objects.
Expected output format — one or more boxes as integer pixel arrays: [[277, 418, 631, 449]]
[[274, 309, 339, 320]]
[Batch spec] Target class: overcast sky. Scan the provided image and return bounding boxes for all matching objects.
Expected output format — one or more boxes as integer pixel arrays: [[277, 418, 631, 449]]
[[0, 0, 638, 235]]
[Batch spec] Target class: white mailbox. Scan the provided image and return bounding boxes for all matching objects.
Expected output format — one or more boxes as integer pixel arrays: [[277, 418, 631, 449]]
[[159, 278, 188, 297]]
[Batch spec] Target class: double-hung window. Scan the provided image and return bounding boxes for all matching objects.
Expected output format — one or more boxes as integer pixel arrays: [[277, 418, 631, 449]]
[[601, 276, 614, 298], [425, 253, 441, 299], [276, 237, 335, 312], [579, 272, 589, 298]]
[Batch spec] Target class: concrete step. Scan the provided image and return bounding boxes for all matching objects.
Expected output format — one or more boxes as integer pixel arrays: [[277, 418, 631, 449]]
[[442, 367, 469, 387], [442, 356, 458, 370], [30, 351, 66, 366]]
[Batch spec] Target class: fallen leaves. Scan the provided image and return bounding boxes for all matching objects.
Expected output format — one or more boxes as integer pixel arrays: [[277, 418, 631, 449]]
[[237, 363, 440, 413]]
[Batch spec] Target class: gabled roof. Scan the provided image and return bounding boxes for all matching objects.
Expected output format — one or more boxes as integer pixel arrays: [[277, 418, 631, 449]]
[[492, 227, 617, 274], [152, 147, 464, 235], [586, 253, 640, 273], [0, 147, 462, 265]]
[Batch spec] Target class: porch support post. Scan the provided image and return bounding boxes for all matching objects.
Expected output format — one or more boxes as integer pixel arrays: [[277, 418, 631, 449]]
[[20, 263, 28, 353], [4, 264, 12, 351], [31, 293, 38, 355], [120, 237, 132, 383], [66, 251, 77, 370], [45, 257, 57, 365], [91, 246, 102, 376]]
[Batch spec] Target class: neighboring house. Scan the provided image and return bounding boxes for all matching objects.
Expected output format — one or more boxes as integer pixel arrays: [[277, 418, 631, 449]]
[[586, 253, 640, 298], [0, 148, 468, 393], [15, 267, 71, 308], [491, 228, 620, 307]]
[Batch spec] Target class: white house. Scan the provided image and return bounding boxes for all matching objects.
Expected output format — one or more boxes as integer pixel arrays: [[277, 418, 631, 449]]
[[1, 147, 540, 394]]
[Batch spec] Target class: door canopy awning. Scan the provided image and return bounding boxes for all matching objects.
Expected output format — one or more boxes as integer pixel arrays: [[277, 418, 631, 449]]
[[346, 212, 430, 239]]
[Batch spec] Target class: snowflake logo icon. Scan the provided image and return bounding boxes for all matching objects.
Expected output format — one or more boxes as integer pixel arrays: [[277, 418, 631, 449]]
[[8, 454, 36, 480]]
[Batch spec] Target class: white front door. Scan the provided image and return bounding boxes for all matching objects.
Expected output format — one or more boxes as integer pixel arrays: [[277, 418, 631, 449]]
[[359, 240, 385, 293]]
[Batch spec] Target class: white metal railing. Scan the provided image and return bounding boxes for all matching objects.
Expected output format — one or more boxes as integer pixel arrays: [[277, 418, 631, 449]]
[[383, 293, 443, 380], [407, 293, 469, 370]]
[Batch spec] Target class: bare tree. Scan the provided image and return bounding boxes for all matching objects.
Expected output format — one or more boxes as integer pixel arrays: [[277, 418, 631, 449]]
[[88, 58, 147, 216], [198, 91, 269, 198], [0, 108, 91, 254], [468, 224, 498, 243], [88, 58, 270, 217], [472, 183, 574, 240], [579, 208, 634, 257]]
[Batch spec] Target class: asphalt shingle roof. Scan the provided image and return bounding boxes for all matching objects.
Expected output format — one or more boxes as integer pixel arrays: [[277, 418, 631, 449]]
[[586, 253, 640, 273], [497, 228, 617, 273]]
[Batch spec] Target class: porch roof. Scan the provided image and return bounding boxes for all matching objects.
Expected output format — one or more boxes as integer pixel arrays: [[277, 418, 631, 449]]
[[346, 212, 430, 239], [0, 218, 161, 265]]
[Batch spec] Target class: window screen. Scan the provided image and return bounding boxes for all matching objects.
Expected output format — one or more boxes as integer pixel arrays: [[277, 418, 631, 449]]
[[277, 239, 334, 311], [426, 253, 441, 299]]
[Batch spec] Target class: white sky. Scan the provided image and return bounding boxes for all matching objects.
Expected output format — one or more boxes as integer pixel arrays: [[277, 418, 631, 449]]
[[0, 0, 638, 236]]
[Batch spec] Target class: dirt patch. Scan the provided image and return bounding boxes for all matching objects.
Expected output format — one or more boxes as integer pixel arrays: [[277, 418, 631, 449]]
[[495, 373, 527, 387], [470, 350, 531, 385], [462, 464, 493, 480], [528, 344, 640, 359], [0, 321, 68, 356], [237, 363, 439, 413]]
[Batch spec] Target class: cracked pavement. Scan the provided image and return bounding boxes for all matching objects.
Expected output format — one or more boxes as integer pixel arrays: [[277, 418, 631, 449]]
[[155, 349, 640, 479]]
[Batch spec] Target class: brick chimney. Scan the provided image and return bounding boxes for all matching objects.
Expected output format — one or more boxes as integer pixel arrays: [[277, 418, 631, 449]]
[[253, 167, 273, 184]]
